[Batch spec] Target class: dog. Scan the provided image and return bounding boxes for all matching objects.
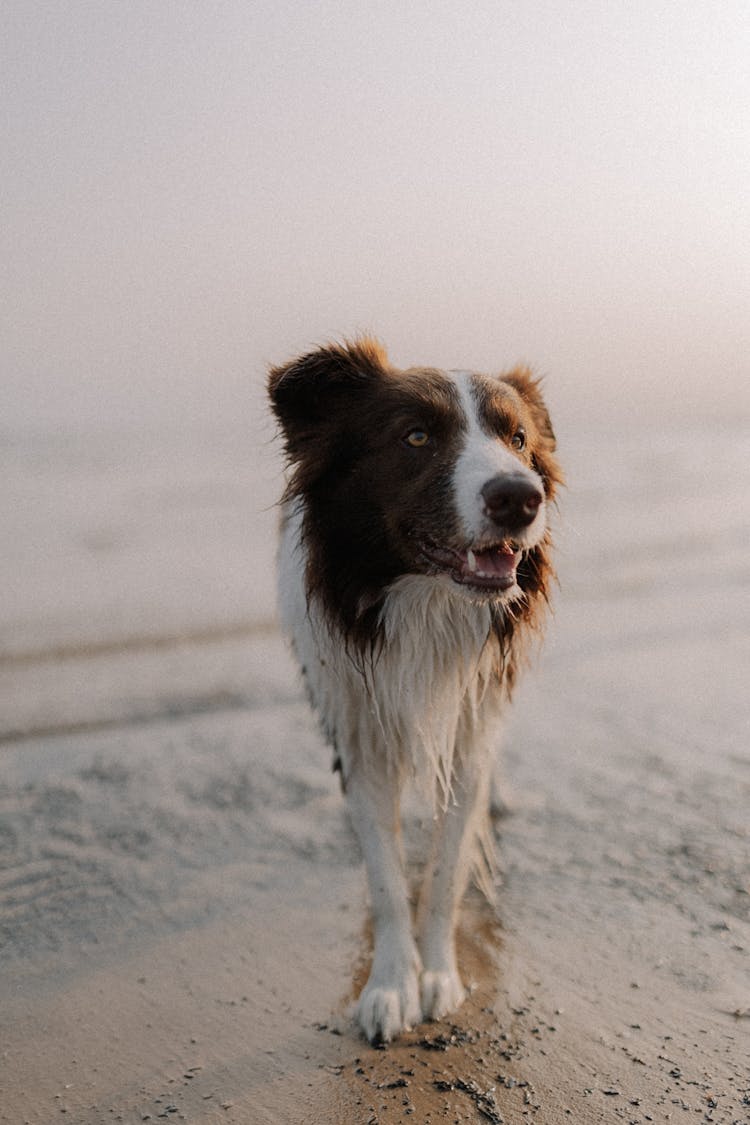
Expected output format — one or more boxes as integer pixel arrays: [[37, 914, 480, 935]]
[[268, 337, 561, 1044]]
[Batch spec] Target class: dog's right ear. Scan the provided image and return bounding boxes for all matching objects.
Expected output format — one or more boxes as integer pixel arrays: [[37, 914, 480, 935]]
[[268, 337, 388, 449]]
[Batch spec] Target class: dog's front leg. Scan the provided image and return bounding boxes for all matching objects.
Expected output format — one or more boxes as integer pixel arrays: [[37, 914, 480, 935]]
[[345, 759, 422, 1044], [417, 739, 492, 1020]]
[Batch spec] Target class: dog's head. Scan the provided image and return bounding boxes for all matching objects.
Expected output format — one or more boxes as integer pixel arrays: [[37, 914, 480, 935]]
[[269, 337, 562, 642]]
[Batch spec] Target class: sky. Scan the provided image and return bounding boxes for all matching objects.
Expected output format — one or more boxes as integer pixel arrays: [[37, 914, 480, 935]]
[[2, 0, 749, 432]]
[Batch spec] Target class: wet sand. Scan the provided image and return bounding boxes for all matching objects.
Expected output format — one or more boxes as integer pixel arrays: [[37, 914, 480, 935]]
[[1, 416, 748, 1123]]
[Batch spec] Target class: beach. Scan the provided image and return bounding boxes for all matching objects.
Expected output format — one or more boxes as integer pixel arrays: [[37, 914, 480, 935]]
[[1, 412, 748, 1124]]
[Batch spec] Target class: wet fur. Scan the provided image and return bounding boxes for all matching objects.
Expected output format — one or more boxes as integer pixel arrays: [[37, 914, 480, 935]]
[[269, 337, 561, 1042]]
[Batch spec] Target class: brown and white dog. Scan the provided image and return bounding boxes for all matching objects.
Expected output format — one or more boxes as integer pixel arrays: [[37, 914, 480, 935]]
[[268, 338, 562, 1044]]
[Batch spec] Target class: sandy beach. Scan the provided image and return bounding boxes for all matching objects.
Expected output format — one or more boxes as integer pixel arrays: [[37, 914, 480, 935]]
[[1, 412, 748, 1124], [5, 1, 750, 1120]]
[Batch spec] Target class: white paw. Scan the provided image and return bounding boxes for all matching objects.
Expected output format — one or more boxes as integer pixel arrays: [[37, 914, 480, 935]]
[[420, 967, 466, 1021], [357, 972, 422, 1044]]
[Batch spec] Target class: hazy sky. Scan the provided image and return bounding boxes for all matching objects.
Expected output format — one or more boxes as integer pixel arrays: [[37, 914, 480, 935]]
[[3, 1, 749, 430]]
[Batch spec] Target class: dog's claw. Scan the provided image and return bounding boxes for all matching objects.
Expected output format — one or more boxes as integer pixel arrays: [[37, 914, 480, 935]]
[[420, 968, 466, 1021], [357, 977, 421, 1044]]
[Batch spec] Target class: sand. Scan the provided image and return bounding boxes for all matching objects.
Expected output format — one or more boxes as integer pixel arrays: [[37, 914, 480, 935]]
[[1, 415, 748, 1123]]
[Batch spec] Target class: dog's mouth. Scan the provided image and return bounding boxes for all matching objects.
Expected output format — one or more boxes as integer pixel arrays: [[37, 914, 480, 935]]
[[418, 538, 523, 592]]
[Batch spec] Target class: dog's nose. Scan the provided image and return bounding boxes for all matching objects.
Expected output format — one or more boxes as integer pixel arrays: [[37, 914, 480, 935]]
[[481, 476, 543, 528]]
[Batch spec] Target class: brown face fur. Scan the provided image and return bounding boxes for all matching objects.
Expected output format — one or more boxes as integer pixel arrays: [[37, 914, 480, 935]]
[[268, 338, 562, 661]]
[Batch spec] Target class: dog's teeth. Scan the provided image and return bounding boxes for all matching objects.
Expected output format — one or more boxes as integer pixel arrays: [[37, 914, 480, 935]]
[[467, 549, 477, 573]]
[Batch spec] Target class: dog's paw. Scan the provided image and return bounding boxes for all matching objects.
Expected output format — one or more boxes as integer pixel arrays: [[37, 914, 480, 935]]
[[420, 968, 466, 1021], [357, 974, 422, 1044]]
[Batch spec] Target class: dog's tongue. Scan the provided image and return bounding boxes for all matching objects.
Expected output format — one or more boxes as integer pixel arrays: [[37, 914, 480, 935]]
[[471, 545, 515, 576], [452, 537, 521, 585], [420, 538, 520, 589], [461, 542, 518, 582]]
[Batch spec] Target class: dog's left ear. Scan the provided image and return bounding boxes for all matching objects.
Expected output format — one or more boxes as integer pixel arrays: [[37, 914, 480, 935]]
[[501, 366, 563, 496]]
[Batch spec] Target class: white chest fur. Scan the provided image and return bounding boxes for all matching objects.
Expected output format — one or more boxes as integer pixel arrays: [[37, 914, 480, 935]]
[[278, 504, 506, 802]]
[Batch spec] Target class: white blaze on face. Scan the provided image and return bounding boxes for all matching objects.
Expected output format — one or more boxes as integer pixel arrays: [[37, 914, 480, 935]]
[[445, 370, 546, 545]]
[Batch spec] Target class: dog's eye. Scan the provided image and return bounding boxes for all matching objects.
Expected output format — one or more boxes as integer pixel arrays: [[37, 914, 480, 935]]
[[511, 428, 526, 451], [404, 429, 430, 448]]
